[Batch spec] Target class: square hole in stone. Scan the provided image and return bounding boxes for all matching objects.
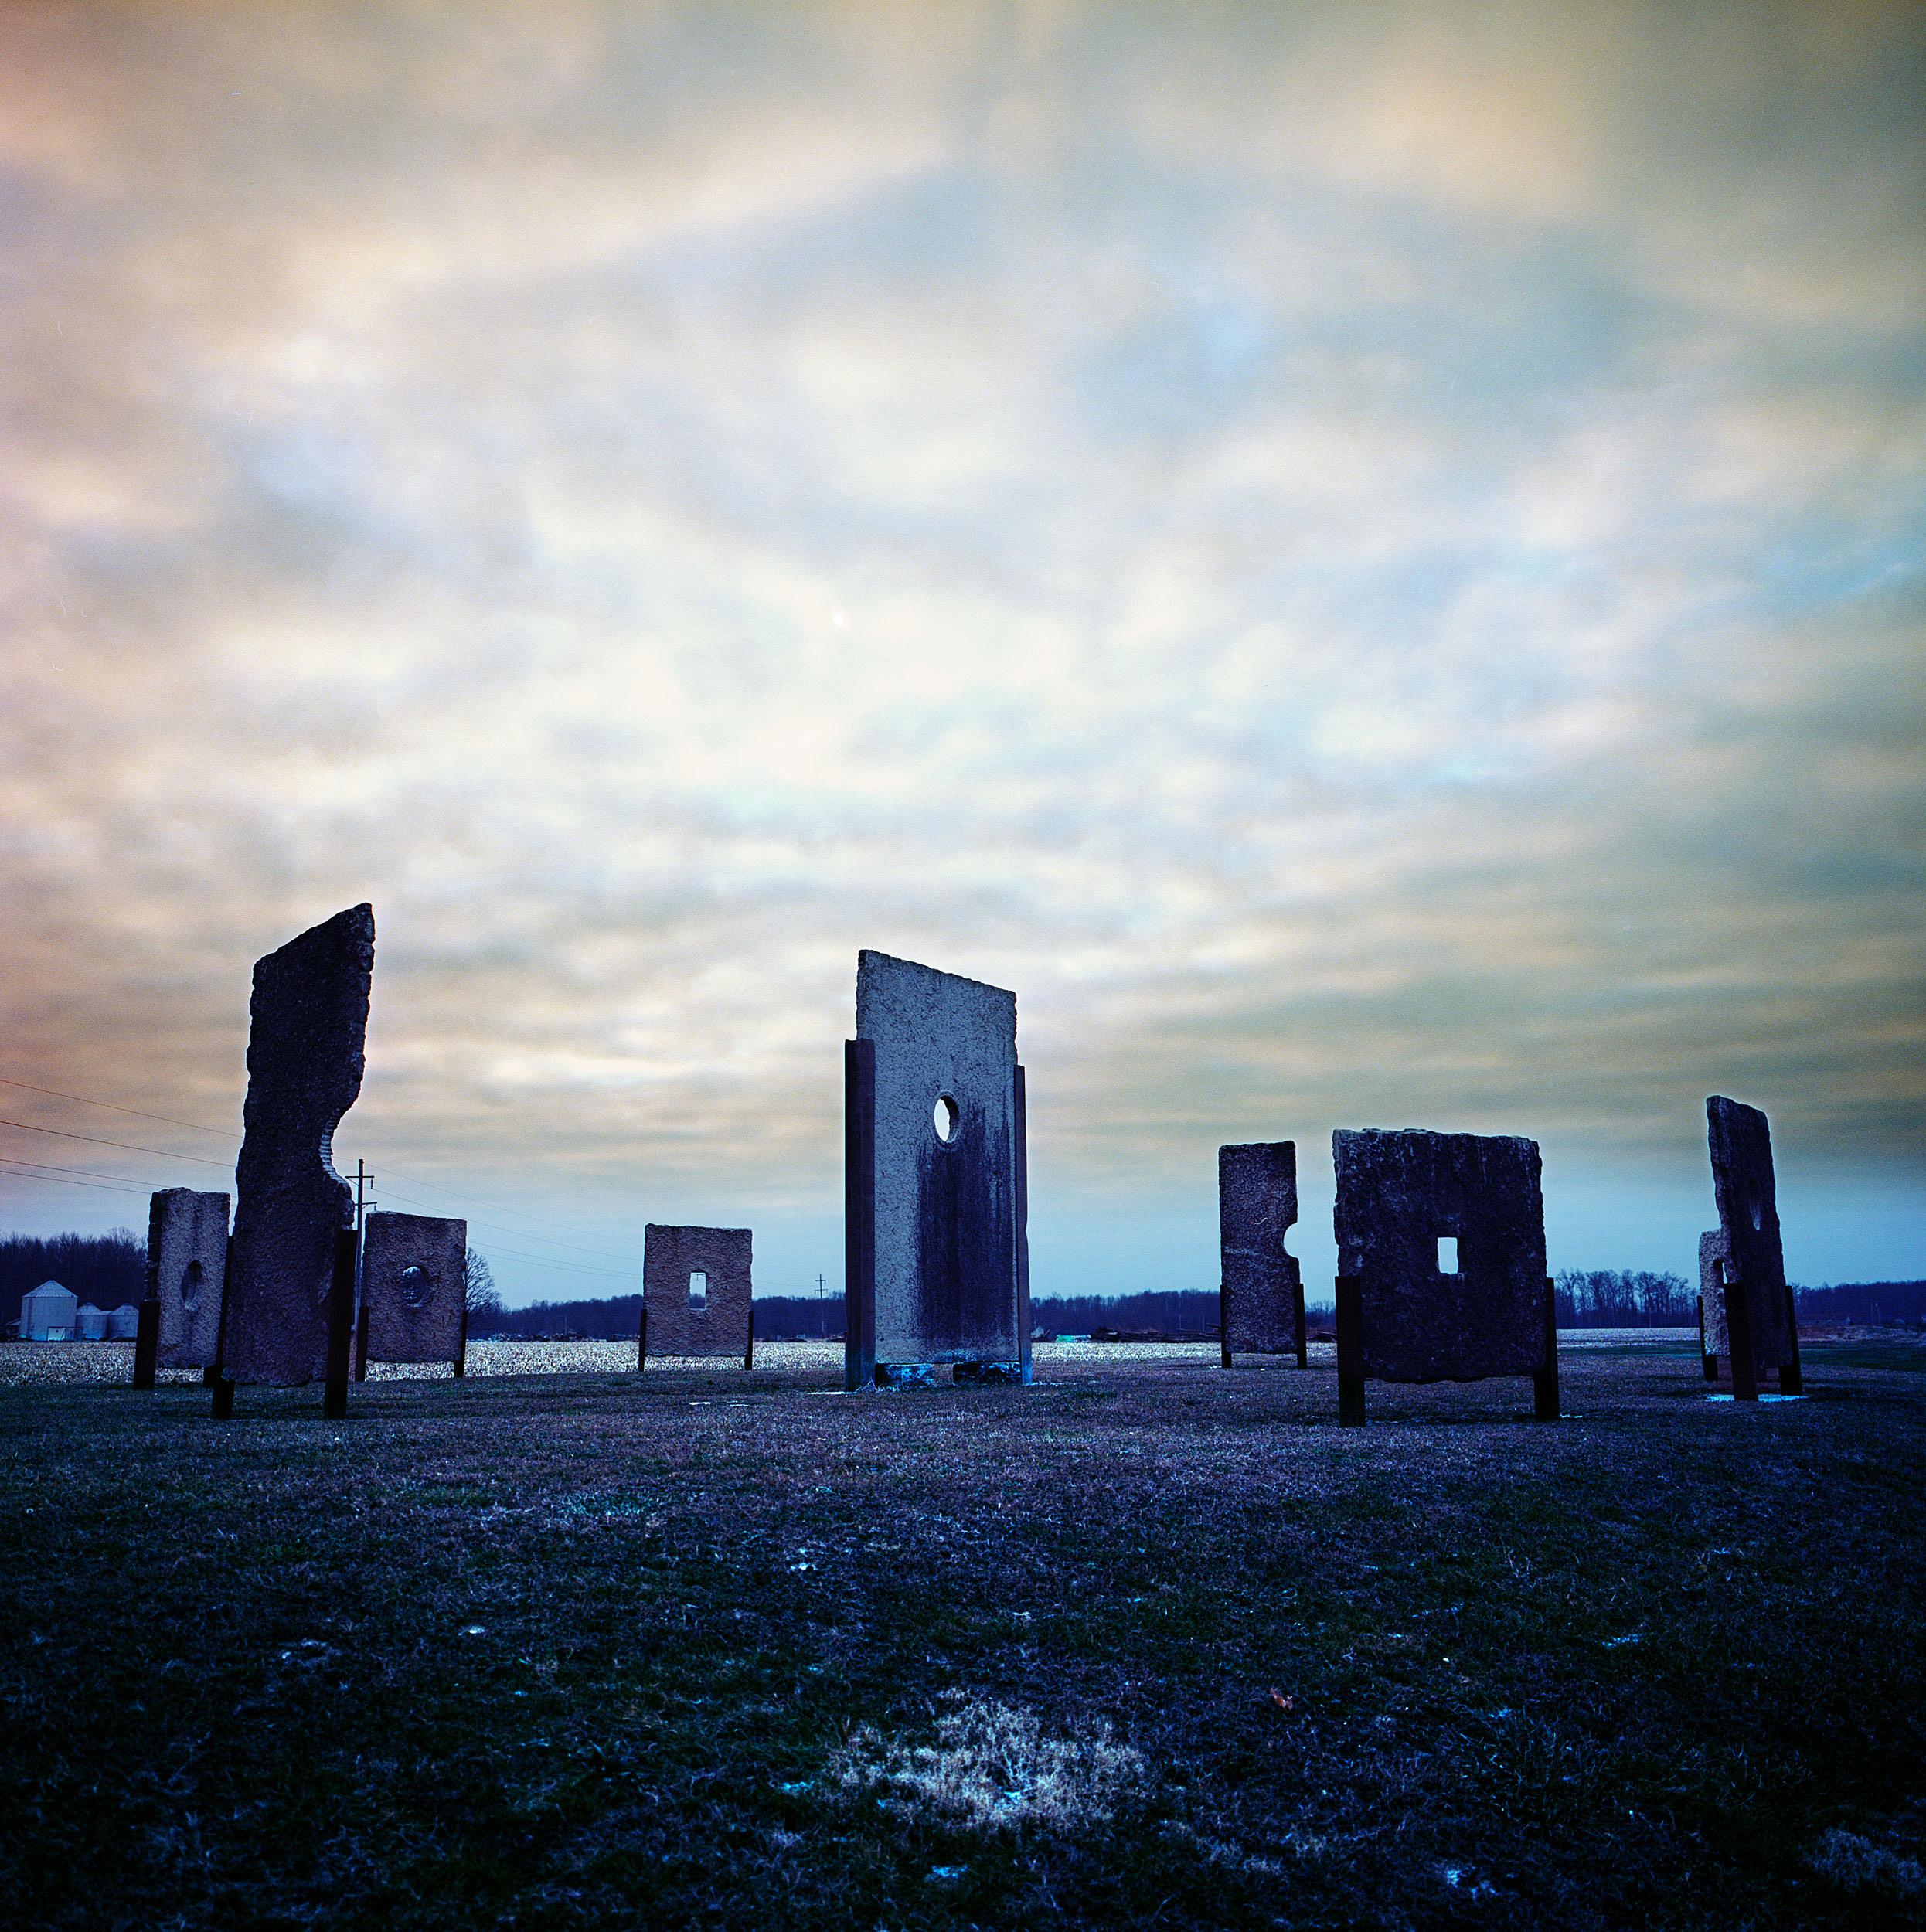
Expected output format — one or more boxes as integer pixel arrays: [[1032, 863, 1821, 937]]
[[689, 1270, 707, 1311], [1438, 1236, 1460, 1275]]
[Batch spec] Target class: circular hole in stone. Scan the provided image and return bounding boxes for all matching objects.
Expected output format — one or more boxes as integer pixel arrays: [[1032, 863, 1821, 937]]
[[934, 1094, 960, 1144], [398, 1264, 433, 1309], [179, 1258, 203, 1313]]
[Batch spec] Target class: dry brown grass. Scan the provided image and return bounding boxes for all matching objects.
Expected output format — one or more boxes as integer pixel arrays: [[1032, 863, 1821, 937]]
[[1, 1336, 1921, 1929]]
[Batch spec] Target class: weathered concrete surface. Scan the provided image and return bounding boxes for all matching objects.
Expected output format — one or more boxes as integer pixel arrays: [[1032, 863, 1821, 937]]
[[644, 1224, 752, 1358], [362, 1211, 466, 1365], [146, 1188, 229, 1369], [1705, 1096, 1795, 1367], [1219, 1142, 1299, 1353], [856, 950, 1026, 1376], [1332, 1128, 1547, 1382], [222, 904, 374, 1386]]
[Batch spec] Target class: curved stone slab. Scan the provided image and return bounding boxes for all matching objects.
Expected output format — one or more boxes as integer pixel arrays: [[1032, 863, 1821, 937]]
[[147, 1188, 230, 1369], [362, 1211, 466, 1365], [644, 1224, 751, 1358], [1219, 1142, 1299, 1353], [1705, 1097, 1794, 1366], [221, 904, 373, 1386], [1333, 1128, 1547, 1383], [856, 950, 1023, 1372]]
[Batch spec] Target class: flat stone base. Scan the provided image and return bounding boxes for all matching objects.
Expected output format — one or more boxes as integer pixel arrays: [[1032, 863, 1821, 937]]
[[953, 1360, 1026, 1385], [875, 1362, 937, 1388]]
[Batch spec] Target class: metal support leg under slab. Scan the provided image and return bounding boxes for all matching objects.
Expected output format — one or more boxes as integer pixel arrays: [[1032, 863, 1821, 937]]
[[132, 1298, 159, 1389], [1533, 1277, 1560, 1421], [323, 1227, 357, 1421], [1336, 1274, 1365, 1427]]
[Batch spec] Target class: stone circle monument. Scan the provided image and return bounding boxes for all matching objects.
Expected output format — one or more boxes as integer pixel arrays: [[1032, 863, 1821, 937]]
[[1331, 1127, 1557, 1423], [845, 950, 1030, 1389], [219, 903, 374, 1387]]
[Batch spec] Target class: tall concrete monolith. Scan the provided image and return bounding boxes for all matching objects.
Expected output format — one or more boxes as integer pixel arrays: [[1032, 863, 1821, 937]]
[[644, 1224, 752, 1359], [147, 1188, 230, 1369], [1704, 1096, 1798, 1392], [361, 1210, 465, 1366], [1332, 1128, 1555, 1422], [846, 950, 1029, 1388], [1219, 1142, 1303, 1360], [219, 904, 374, 1386]]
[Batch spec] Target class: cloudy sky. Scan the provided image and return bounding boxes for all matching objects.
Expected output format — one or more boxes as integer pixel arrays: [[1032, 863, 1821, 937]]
[[3, 1, 1921, 1304]]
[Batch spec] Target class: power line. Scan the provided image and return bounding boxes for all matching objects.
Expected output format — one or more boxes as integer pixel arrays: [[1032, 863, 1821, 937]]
[[363, 1162, 638, 1263], [0, 1071, 643, 1273], [0, 1165, 152, 1198], [0, 1077, 233, 1140], [0, 1157, 161, 1188], [0, 1120, 229, 1166]]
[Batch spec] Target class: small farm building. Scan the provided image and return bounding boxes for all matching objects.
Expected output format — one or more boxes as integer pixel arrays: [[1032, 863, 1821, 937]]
[[20, 1282, 78, 1341]]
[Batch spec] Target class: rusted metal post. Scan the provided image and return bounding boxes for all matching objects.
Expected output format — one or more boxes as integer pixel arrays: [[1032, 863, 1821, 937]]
[[1533, 1277, 1560, 1420], [323, 1226, 357, 1420], [1220, 1281, 1231, 1369], [637, 1302, 647, 1372], [1293, 1274, 1308, 1371], [744, 1301, 754, 1372], [1779, 1283, 1803, 1396], [844, 1038, 876, 1393], [355, 1297, 370, 1382], [1727, 1267, 1758, 1403], [1336, 1274, 1365, 1427], [1699, 1291, 1717, 1381], [210, 1234, 235, 1418], [132, 1299, 160, 1389], [453, 1303, 467, 1379]]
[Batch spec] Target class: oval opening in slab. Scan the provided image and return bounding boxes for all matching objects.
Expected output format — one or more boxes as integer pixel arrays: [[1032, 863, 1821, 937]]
[[398, 1264, 432, 1308], [179, 1258, 203, 1313], [934, 1094, 960, 1144]]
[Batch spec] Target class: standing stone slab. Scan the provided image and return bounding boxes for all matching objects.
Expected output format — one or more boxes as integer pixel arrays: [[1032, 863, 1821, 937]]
[[362, 1211, 466, 1366], [221, 905, 374, 1386], [1332, 1128, 1547, 1382], [147, 1188, 230, 1369], [1704, 1097, 1795, 1369], [849, 950, 1027, 1379], [1219, 1143, 1300, 1354], [644, 1225, 751, 1358]]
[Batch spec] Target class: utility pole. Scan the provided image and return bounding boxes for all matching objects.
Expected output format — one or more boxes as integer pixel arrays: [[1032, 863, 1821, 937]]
[[816, 1271, 825, 1337], [355, 1161, 374, 1296]]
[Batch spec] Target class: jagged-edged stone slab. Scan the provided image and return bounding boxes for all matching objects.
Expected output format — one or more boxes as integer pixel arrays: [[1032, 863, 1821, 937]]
[[1704, 1096, 1795, 1366], [147, 1188, 229, 1369], [644, 1224, 751, 1358], [856, 950, 1026, 1376], [1333, 1128, 1547, 1382], [1220, 1142, 1299, 1353], [362, 1211, 466, 1365], [221, 904, 374, 1386]]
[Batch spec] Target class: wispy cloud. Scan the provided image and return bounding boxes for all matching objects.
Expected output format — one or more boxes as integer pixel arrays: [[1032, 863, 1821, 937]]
[[2, 2, 1921, 1294]]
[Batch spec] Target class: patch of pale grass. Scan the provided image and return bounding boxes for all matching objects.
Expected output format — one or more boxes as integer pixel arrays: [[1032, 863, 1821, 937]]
[[1808, 1828, 1925, 1896], [832, 1696, 1145, 1832]]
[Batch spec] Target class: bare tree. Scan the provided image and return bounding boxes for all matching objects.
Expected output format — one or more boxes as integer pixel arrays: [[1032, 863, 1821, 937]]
[[461, 1248, 503, 1320]]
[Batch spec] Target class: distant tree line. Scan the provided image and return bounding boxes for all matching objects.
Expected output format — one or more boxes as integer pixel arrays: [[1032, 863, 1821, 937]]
[[1793, 1281, 1926, 1325], [9, 1232, 1921, 1338], [1, 1231, 146, 1311], [1554, 1270, 1694, 1328]]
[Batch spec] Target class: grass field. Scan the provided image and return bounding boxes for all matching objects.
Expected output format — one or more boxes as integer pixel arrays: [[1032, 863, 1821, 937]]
[[2, 1337, 1922, 1930]]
